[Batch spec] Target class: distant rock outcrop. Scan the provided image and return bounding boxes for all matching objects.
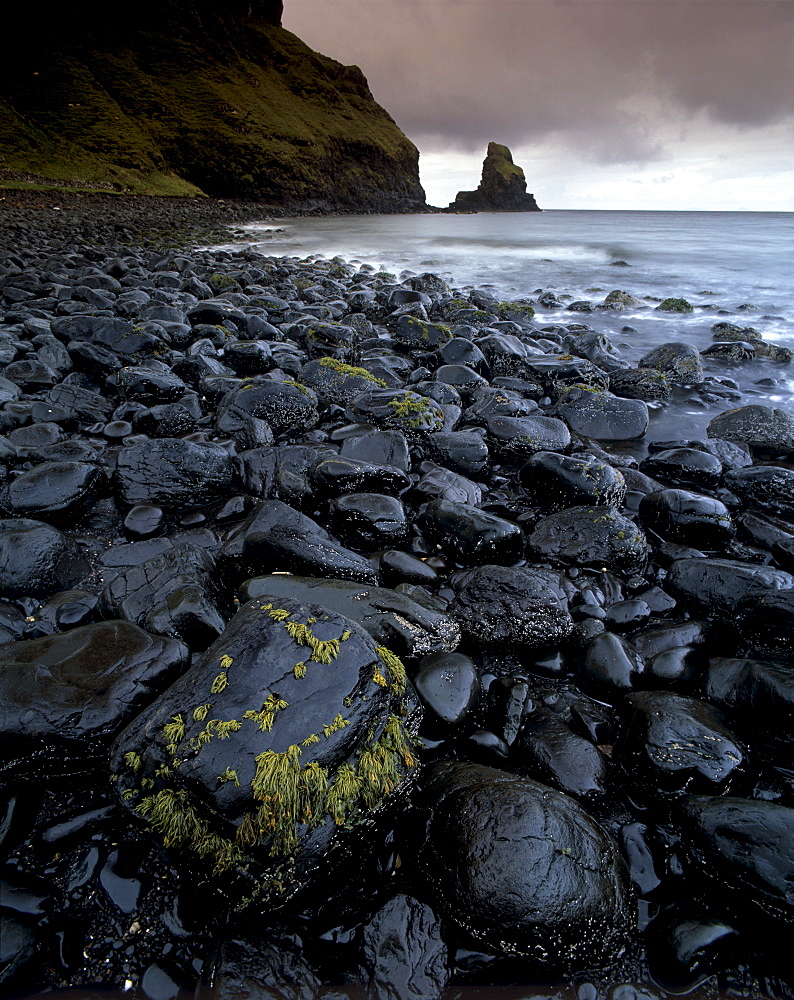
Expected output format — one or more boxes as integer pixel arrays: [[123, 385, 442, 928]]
[[0, 0, 426, 211], [450, 142, 540, 212]]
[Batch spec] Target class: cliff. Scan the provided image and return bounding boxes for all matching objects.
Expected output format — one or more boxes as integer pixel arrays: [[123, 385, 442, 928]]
[[0, 0, 426, 210], [450, 142, 540, 212]]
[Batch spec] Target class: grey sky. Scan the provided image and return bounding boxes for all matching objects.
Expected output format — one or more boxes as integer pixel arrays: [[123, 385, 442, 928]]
[[283, 1, 794, 209]]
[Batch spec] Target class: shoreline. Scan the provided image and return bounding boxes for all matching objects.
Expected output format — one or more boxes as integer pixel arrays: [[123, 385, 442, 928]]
[[1, 204, 793, 1000]]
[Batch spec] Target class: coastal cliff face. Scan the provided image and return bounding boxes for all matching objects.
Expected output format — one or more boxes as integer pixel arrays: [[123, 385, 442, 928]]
[[0, 0, 426, 210], [451, 142, 540, 212]]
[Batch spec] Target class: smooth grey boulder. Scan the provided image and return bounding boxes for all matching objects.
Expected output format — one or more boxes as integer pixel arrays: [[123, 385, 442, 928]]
[[417, 762, 635, 966], [553, 388, 649, 441]]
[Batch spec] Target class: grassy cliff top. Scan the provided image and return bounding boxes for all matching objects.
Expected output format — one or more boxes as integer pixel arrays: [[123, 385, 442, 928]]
[[0, 0, 425, 209]]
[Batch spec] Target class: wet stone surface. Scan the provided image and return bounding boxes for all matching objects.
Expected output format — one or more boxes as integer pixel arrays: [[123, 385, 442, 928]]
[[0, 203, 793, 1000]]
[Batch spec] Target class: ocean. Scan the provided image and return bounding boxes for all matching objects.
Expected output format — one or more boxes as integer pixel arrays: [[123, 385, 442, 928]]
[[225, 209, 794, 454]]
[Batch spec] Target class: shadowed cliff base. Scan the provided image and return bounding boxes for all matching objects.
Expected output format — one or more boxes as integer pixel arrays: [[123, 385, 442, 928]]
[[449, 142, 541, 212], [0, 0, 426, 211]]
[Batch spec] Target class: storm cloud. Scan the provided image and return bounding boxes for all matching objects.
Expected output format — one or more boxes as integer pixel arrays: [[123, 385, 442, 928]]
[[283, 0, 794, 165]]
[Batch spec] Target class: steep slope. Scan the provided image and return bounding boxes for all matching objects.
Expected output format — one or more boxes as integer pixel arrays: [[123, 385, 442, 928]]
[[450, 142, 540, 212], [0, 0, 426, 210]]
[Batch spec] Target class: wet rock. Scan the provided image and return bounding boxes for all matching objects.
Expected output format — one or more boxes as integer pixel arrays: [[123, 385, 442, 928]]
[[666, 558, 794, 616], [221, 339, 274, 376], [380, 550, 439, 588], [239, 444, 335, 509], [299, 357, 387, 407], [553, 388, 649, 441], [523, 357, 610, 396], [676, 796, 794, 922], [639, 448, 722, 491], [114, 438, 235, 512], [124, 503, 167, 540], [196, 934, 322, 1000], [412, 651, 479, 726], [607, 368, 671, 401], [645, 909, 741, 995], [486, 413, 571, 458], [638, 343, 703, 384], [341, 429, 411, 471], [0, 621, 188, 743], [110, 595, 418, 905], [426, 430, 489, 478], [467, 385, 539, 423], [724, 464, 794, 517], [350, 389, 445, 438], [330, 493, 408, 548], [604, 599, 651, 632], [0, 461, 108, 523], [618, 692, 744, 792], [393, 314, 453, 350], [528, 506, 648, 575], [579, 632, 645, 700], [218, 378, 318, 436], [520, 451, 626, 511], [0, 914, 38, 990], [413, 464, 482, 506], [705, 657, 794, 728], [450, 563, 572, 649], [638, 490, 734, 549], [116, 363, 188, 403], [359, 893, 451, 1000], [0, 519, 89, 598], [702, 340, 757, 361], [417, 762, 634, 966], [707, 404, 794, 456], [311, 456, 410, 497], [513, 710, 610, 803], [420, 499, 522, 566], [238, 576, 460, 659], [101, 543, 228, 651], [737, 588, 794, 659], [222, 499, 378, 585]]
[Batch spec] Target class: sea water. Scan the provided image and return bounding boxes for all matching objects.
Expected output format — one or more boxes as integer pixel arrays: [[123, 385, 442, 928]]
[[228, 210, 794, 452]]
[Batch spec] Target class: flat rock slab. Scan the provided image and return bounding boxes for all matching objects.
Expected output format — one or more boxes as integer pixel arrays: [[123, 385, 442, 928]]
[[0, 621, 188, 743], [239, 575, 460, 659], [114, 437, 235, 512]]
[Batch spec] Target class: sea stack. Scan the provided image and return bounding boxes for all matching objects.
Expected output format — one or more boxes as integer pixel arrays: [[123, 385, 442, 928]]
[[450, 142, 540, 212]]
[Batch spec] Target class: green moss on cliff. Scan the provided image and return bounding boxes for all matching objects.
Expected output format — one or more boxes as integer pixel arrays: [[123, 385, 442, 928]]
[[0, 2, 425, 208]]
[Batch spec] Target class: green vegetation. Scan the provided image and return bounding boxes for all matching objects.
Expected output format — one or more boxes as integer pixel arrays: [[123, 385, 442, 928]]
[[0, 4, 424, 205], [658, 297, 694, 313], [318, 356, 386, 386]]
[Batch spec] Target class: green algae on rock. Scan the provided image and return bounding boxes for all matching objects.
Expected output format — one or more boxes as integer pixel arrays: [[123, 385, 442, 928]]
[[110, 595, 420, 904]]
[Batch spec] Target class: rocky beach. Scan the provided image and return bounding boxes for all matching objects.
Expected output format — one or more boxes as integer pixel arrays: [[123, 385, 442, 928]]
[[0, 192, 793, 1000]]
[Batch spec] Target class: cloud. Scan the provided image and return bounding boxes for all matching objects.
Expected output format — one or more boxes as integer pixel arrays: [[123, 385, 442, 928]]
[[283, 0, 794, 166]]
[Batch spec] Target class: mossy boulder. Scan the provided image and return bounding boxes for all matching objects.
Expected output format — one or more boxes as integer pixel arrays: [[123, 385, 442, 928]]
[[657, 298, 694, 313], [110, 595, 420, 907], [349, 389, 446, 439]]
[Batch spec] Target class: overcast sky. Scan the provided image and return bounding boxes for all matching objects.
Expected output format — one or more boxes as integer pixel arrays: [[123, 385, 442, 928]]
[[283, 0, 794, 211]]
